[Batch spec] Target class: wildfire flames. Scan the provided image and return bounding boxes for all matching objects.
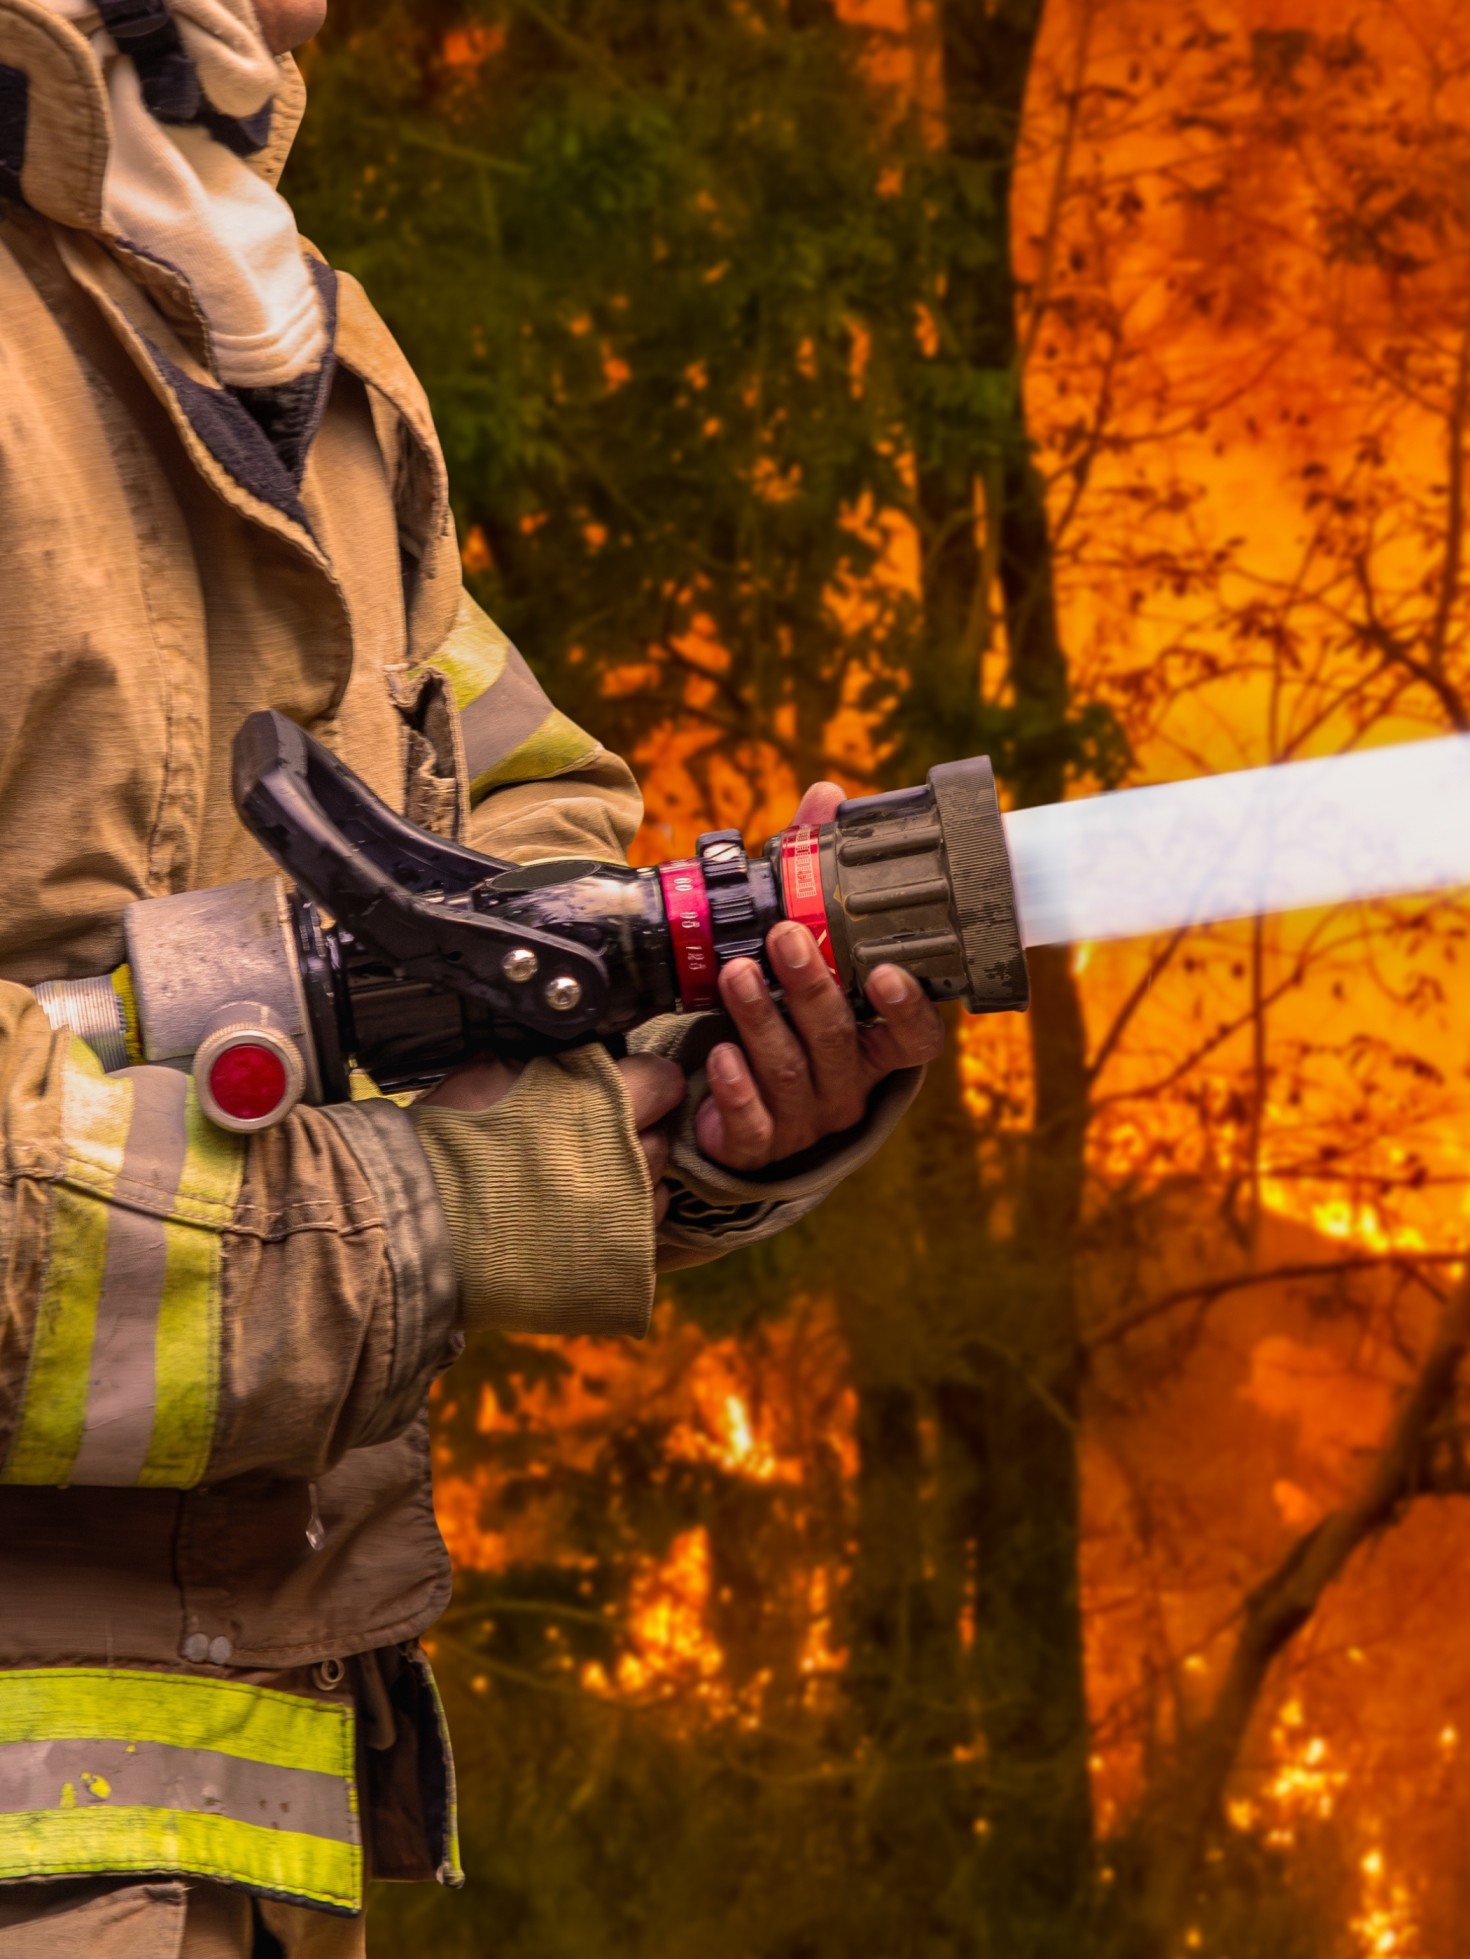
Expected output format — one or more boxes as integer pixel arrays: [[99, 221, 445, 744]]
[[437, 1340, 850, 1720], [422, 0, 1470, 1949]]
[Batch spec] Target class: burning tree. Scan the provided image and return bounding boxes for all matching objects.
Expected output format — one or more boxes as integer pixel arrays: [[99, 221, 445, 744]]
[[289, 2, 1470, 1955]]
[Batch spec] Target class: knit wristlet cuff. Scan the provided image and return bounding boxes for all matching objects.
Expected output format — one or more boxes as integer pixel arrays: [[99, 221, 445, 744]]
[[410, 1045, 657, 1340]]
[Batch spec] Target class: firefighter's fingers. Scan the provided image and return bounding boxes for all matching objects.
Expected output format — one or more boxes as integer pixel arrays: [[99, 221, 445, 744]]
[[616, 1056, 682, 1220], [695, 1042, 776, 1171], [789, 780, 846, 827], [717, 956, 812, 1134], [616, 1054, 686, 1132], [857, 965, 946, 1083], [767, 922, 867, 1130], [640, 1127, 671, 1187]]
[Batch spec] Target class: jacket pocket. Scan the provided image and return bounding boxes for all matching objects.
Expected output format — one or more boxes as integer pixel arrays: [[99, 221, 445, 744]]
[[388, 665, 466, 840]]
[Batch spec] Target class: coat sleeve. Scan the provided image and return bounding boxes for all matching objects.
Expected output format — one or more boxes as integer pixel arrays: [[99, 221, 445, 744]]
[[0, 980, 460, 1491], [408, 592, 922, 1328]]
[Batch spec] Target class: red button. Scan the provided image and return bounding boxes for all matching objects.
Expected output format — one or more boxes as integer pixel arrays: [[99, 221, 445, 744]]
[[208, 1042, 289, 1123]]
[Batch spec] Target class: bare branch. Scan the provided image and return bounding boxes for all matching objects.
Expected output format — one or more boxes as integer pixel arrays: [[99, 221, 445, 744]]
[[1089, 1252, 1461, 1354], [1136, 1268, 1470, 1951]]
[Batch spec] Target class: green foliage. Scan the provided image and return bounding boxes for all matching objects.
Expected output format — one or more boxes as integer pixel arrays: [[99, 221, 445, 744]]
[[292, 0, 904, 781], [291, 0, 1123, 798]]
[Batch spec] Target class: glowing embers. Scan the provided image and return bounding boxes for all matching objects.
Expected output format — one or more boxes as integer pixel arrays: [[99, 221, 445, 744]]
[[1260, 1702, 1349, 1841], [1219, 1702, 1425, 1956], [1354, 1846, 1421, 1959]]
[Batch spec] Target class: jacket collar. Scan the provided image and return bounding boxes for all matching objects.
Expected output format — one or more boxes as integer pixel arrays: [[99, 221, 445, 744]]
[[0, 2, 450, 603], [0, 0, 304, 234]]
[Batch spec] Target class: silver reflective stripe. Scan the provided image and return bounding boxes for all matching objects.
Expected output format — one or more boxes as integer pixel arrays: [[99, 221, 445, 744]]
[[457, 645, 558, 782], [32, 979, 129, 1074], [0, 1669, 360, 1908], [0, 1735, 359, 1847], [68, 1068, 190, 1487]]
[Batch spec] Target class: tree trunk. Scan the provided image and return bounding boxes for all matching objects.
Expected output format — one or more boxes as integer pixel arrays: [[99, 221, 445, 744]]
[[921, 4, 1097, 1951], [828, 1062, 977, 1932]]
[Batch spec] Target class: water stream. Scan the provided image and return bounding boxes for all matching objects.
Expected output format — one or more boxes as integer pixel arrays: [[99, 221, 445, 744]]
[[1003, 735, 1470, 948]]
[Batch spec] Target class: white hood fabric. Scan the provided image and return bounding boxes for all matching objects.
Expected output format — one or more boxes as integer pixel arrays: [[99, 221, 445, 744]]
[[42, 0, 326, 387]]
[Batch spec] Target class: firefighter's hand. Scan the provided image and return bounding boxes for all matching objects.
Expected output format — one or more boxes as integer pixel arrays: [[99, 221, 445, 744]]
[[419, 1054, 684, 1223], [695, 782, 946, 1173]]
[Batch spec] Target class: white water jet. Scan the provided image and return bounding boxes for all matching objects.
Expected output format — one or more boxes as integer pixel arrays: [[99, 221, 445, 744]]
[[1002, 736, 1470, 949]]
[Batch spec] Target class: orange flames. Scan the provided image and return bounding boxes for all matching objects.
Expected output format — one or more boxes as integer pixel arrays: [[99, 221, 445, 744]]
[[436, 1331, 854, 1719], [434, 0, 1470, 1944], [581, 1529, 722, 1703]]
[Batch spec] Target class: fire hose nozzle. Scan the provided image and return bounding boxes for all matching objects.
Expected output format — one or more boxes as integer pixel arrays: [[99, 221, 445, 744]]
[[808, 756, 1030, 1015], [36, 718, 1031, 1127]]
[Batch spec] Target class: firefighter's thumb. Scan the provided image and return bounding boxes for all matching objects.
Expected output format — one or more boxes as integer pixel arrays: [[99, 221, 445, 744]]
[[616, 1053, 684, 1198]]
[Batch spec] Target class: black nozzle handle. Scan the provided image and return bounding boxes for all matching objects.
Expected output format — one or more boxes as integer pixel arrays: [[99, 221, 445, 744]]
[[232, 711, 610, 1037], [232, 708, 511, 897]]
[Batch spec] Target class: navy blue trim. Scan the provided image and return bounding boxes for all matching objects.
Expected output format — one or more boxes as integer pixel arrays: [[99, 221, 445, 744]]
[[0, 64, 28, 205], [141, 260, 339, 524], [230, 261, 339, 484], [94, 0, 201, 123], [197, 98, 274, 159], [93, 0, 272, 151], [150, 342, 315, 530]]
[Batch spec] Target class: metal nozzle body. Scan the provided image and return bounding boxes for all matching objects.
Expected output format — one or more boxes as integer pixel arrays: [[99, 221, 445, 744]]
[[814, 757, 1029, 1014]]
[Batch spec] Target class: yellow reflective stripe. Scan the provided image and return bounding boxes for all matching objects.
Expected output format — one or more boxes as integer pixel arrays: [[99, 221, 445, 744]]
[[140, 1089, 243, 1486], [110, 965, 143, 1066], [425, 590, 600, 805], [140, 1222, 222, 1487], [468, 706, 601, 802], [3, 1044, 132, 1484], [166, 1083, 247, 1228], [431, 590, 514, 713], [348, 1069, 414, 1108], [3, 1186, 114, 1484], [1, 1042, 245, 1490], [53, 1036, 134, 1190], [2, 1670, 353, 1779], [0, 1808, 359, 1912], [0, 1667, 361, 1906]]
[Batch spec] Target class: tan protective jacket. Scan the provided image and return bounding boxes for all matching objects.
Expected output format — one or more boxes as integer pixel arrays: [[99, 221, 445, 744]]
[[0, 0, 914, 1919]]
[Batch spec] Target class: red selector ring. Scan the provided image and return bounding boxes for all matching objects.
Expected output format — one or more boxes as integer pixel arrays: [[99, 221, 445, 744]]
[[778, 826, 840, 978], [658, 860, 719, 1011]]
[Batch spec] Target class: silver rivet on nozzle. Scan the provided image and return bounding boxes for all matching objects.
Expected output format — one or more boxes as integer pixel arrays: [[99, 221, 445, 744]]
[[503, 948, 539, 983], [545, 976, 583, 1012]]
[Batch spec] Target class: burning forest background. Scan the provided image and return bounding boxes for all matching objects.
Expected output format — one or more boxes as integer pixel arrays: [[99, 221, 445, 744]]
[[288, 1, 1470, 1953]]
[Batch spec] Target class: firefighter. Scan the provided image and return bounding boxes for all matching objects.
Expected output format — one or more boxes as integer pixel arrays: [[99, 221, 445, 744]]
[[0, 0, 943, 1951]]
